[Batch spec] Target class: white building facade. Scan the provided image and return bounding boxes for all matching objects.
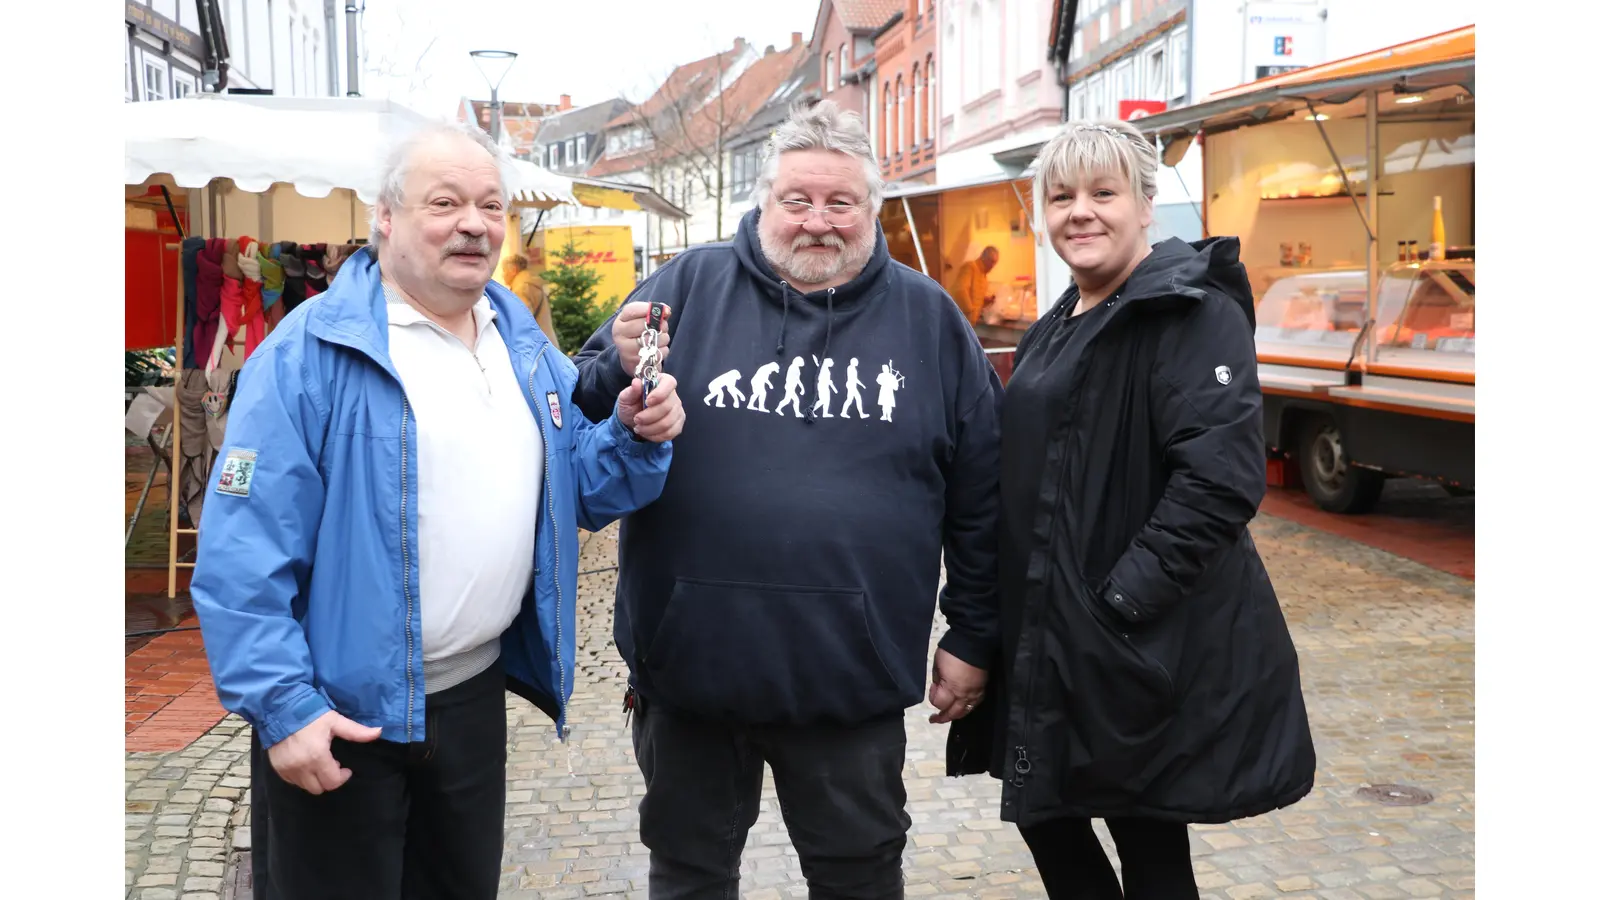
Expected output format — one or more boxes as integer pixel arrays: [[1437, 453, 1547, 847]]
[[126, 0, 352, 103]]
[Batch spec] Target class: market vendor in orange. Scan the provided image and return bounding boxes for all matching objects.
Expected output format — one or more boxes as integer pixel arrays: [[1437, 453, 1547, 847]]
[[949, 245, 999, 325]]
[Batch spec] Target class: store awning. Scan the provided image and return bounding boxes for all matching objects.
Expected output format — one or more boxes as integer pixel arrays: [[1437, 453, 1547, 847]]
[[1134, 25, 1475, 142], [565, 175, 689, 220], [882, 169, 1034, 200], [126, 94, 578, 207]]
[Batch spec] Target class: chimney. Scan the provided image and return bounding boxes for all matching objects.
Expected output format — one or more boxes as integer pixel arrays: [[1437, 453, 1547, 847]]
[[792, 31, 802, 49], [765, 44, 776, 56], [733, 36, 746, 53], [559, 93, 573, 111]]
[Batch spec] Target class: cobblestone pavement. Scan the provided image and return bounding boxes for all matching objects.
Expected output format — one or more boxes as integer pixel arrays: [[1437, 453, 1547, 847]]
[[125, 514, 1474, 899]]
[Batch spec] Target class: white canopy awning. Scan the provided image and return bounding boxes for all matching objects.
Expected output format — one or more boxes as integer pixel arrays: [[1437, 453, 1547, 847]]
[[123, 94, 576, 208]]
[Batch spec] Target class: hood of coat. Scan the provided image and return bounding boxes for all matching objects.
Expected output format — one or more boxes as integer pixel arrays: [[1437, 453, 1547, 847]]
[[1123, 236, 1257, 329]]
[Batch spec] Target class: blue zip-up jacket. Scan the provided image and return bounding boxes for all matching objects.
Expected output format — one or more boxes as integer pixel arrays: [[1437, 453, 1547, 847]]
[[191, 247, 671, 748]]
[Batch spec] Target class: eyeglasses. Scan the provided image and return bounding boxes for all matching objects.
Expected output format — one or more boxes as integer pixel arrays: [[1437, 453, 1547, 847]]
[[776, 199, 864, 227]]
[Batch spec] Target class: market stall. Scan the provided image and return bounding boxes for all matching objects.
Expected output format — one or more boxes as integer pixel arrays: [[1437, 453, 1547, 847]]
[[124, 94, 577, 597], [1135, 26, 1475, 512], [879, 173, 1042, 382]]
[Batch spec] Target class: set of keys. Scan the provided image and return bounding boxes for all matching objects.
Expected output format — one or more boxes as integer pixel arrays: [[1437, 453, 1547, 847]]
[[635, 301, 665, 406]]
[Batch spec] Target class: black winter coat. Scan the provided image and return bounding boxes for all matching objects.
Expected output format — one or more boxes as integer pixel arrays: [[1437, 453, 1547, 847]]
[[947, 237, 1316, 827]]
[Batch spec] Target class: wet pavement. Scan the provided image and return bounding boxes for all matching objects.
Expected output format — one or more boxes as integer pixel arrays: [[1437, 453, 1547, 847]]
[[124, 507, 1474, 899]]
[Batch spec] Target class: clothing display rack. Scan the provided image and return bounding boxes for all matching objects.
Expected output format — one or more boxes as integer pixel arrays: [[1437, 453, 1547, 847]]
[[159, 188, 366, 599]]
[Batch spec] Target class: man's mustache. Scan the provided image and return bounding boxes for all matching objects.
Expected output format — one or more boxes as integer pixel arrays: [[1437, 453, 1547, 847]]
[[791, 233, 845, 251], [443, 237, 492, 257]]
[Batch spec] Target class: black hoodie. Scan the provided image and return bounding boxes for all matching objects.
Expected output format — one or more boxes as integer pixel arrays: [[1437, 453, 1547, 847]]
[[571, 208, 1003, 726]]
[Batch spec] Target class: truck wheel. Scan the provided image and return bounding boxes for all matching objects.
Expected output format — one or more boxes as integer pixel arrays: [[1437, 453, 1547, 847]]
[[1298, 417, 1385, 514]]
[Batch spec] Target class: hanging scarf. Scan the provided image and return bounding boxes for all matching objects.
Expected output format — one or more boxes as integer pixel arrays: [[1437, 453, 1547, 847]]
[[237, 237, 267, 359], [181, 237, 205, 369], [192, 239, 227, 374]]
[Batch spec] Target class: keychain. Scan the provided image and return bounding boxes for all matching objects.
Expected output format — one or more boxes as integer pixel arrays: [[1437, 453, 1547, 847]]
[[635, 302, 665, 406]]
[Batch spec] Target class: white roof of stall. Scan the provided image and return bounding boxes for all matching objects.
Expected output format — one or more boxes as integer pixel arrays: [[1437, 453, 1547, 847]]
[[123, 94, 576, 207]]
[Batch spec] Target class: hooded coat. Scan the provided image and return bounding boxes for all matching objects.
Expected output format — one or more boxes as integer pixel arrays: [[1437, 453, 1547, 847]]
[[947, 237, 1317, 828]]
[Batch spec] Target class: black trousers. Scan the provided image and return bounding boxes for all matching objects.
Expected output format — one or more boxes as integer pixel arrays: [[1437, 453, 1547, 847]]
[[632, 697, 912, 900], [250, 663, 508, 900], [1019, 816, 1199, 900]]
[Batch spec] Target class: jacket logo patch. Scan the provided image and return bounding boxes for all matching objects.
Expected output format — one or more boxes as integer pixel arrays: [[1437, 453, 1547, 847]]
[[1214, 365, 1233, 386], [546, 391, 564, 429], [703, 357, 902, 422], [215, 448, 257, 497]]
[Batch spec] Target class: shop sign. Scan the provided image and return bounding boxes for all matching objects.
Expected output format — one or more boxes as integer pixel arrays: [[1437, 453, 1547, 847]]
[[1243, 1, 1326, 83], [126, 1, 205, 59], [1119, 100, 1168, 121]]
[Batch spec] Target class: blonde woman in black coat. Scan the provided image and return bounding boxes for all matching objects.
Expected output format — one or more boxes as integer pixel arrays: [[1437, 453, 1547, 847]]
[[948, 119, 1317, 899]]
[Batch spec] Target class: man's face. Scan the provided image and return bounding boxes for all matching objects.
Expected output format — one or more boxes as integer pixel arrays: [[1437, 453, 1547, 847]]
[[758, 149, 876, 288], [376, 134, 506, 298], [980, 249, 999, 273]]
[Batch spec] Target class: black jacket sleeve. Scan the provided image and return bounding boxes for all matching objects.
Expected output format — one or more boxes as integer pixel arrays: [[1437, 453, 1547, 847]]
[[570, 260, 687, 423], [1102, 294, 1266, 625], [935, 334, 1004, 668]]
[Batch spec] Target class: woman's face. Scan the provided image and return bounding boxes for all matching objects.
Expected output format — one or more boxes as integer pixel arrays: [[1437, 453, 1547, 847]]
[[1044, 168, 1152, 283]]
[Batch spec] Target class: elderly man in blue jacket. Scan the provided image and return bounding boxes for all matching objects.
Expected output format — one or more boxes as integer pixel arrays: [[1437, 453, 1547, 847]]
[[191, 118, 683, 900]]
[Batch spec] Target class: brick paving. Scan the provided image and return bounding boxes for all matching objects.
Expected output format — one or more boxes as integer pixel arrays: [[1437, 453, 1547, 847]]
[[1260, 480, 1474, 580], [124, 514, 1474, 898]]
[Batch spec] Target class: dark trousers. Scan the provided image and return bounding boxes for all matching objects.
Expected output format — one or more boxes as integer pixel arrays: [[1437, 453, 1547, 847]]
[[632, 697, 912, 900], [1019, 816, 1198, 900], [250, 664, 508, 900]]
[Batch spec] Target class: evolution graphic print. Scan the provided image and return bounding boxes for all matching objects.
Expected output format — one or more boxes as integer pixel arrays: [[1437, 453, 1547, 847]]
[[702, 357, 903, 421]]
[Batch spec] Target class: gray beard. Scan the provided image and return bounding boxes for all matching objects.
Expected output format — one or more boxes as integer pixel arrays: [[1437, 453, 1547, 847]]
[[761, 228, 876, 288]]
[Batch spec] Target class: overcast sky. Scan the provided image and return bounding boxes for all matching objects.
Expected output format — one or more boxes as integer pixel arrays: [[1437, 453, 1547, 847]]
[[356, 0, 821, 117]]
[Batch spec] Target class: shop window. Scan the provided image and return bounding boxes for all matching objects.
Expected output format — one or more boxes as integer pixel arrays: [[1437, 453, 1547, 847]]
[[826, 54, 835, 92], [925, 57, 936, 143], [172, 70, 197, 98]]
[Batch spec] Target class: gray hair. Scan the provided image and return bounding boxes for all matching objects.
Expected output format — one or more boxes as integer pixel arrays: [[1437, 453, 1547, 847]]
[[750, 99, 885, 216], [1034, 119, 1159, 208], [368, 118, 512, 250]]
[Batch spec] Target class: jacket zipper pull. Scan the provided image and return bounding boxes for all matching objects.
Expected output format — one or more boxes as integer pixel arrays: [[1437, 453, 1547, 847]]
[[1012, 745, 1032, 787]]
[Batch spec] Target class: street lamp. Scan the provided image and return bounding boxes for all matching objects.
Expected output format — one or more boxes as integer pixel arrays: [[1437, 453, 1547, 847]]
[[469, 49, 518, 144]]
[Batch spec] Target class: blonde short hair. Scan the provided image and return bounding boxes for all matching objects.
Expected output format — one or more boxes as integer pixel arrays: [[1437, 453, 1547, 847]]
[[1034, 119, 1159, 206]]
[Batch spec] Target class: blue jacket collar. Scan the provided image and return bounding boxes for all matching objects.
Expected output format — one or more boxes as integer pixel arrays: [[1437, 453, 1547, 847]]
[[305, 245, 552, 365]]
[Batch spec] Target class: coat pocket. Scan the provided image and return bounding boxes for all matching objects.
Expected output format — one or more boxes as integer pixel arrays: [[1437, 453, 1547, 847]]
[[640, 577, 906, 724], [1050, 589, 1178, 766]]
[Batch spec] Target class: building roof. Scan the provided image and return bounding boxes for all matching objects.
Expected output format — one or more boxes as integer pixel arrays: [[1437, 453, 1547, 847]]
[[735, 49, 821, 146], [588, 40, 756, 177], [535, 98, 633, 146], [811, 0, 901, 45]]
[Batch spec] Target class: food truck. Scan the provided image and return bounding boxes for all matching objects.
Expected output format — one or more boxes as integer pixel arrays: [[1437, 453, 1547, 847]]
[[879, 175, 1047, 383], [1134, 26, 1475, 513]]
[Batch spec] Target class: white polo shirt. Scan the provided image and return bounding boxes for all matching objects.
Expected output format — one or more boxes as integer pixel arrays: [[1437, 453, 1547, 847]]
[[383, 283, 544, 693]]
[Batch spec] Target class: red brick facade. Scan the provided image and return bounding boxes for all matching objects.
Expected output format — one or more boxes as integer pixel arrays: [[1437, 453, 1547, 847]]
[[874, 1, 938, 183]]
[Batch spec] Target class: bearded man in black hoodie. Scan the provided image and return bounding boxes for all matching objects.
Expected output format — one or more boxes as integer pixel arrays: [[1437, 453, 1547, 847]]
[[571, 100, 1003, 900]]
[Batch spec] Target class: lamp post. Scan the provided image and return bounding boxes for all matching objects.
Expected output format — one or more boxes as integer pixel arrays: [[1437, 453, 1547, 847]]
[[469, 49, 518, 143]]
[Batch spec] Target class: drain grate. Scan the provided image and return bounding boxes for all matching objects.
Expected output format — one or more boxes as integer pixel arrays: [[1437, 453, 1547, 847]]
[[1356, 783, 1434, 806]]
